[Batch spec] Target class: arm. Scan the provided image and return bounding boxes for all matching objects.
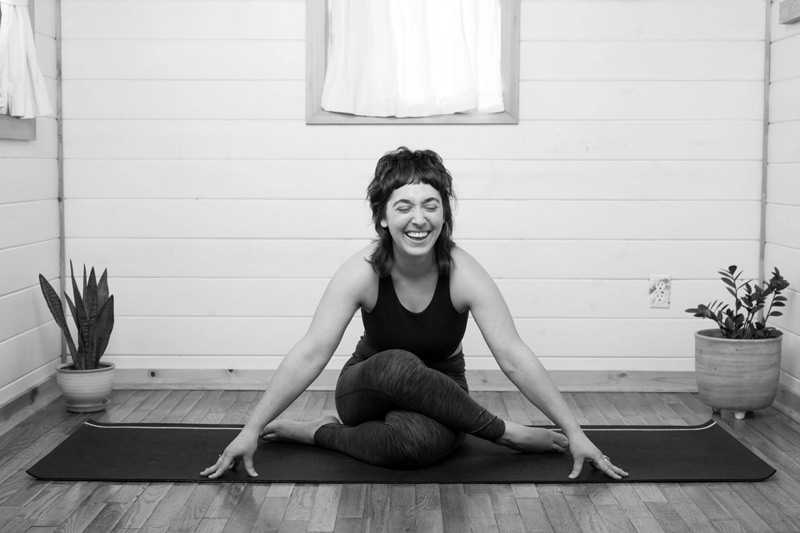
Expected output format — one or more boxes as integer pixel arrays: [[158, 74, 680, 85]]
[[201, 250, 373, 478], [451, 248, 627, 479]]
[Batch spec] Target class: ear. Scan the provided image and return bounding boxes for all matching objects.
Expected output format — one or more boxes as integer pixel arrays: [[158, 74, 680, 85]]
[[380, 219, 388, 228]]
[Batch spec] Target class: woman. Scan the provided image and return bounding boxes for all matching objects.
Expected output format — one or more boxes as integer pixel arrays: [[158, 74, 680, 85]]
[[201, 147, 627, 480]]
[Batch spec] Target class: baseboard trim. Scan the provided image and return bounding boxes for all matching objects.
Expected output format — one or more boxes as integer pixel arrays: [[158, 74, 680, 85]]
[[774, 385, 800, 424], [114, 368, 698, 393], [0, 375, 61, 438]]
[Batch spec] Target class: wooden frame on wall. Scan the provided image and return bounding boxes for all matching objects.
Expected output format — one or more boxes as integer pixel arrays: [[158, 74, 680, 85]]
[[0, 0, 37, 141], [306, 0, 520, 125]]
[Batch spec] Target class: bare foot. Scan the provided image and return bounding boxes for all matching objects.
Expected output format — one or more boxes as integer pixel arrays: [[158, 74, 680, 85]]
[[260, 415, 340, 445], [495, 420, 569, 453]]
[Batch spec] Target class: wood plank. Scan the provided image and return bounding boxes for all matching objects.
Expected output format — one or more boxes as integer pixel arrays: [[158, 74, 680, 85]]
[[766, 204, 800, 248], [361, 484, 390, 533], [771, 34, 800, 82], [62, 80, 765, 122], [62, 120, 763, 161], [0, 286, 58, 343], [770, 77, 800, 124], [65, 159, 762, 202], [521, 0, 763, 41], [180, 390, 224, 424], [540, 492, 582, 533], [520, 40, 764, 80], [203, 483, 245, 521], [64, 198, 759, 241], [49, 485, 121, 533], [253, 491, 290, 531], [62, 41, 304, 80], [218, 485, 270, 533], [769, 121, 800, 163], [66, 238, 760, 280], [102, 316, 703, 362], [0, 201, 59, 250], [0, 240, 59, 298], [62, 0, 303, 39], [307, 484, 341, 533], [0, 119, 57, 159], [166, 484, 218, 532], [0, 325, 60, 393], [0, 159, 58, 204], [520, 81, 763, 120]]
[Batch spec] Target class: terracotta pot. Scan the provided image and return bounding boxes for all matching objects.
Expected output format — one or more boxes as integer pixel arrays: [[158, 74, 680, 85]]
[[694, 329, 782, 419], [56, 362, 116, 413]]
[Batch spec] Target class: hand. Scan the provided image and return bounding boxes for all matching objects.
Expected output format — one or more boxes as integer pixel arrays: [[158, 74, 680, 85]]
[[200, 430, 259, 479], [567, 432, 628, 480]]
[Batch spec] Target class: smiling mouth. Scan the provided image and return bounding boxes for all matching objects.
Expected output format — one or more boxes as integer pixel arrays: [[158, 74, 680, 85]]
[[405, 231, 430, 241]]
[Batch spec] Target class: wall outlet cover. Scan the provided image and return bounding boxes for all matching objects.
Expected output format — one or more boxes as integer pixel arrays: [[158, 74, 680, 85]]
[[649, 274, 671, 308]]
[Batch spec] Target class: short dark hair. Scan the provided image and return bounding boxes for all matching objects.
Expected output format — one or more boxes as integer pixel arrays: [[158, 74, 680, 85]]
[[366, 147, 457, 277]]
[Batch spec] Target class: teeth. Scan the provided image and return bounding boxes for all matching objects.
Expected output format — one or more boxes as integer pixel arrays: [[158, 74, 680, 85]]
[[407, 232, 428, 238]]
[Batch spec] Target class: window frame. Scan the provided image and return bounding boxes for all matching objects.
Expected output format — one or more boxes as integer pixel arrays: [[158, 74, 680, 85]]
[[0, 0, 37, 141], [305, 0, 520, 125]]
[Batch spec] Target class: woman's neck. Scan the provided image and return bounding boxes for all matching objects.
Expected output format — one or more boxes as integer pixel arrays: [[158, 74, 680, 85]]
[[392, 250, 436, 280]]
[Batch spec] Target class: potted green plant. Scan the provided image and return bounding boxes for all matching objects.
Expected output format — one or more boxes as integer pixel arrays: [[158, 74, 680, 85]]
[[686, 265, 790, 419], [39, 262, 115, 412]]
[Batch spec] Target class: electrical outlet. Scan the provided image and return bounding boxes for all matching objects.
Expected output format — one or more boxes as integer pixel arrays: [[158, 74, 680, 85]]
[[649, 274, 671, 308]]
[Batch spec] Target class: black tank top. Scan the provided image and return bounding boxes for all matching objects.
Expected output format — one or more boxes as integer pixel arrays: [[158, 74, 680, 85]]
[[361, 274, 469, 362]]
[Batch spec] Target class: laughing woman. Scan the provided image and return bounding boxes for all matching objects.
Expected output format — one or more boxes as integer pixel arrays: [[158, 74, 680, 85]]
[[201, 147, 627, 480]]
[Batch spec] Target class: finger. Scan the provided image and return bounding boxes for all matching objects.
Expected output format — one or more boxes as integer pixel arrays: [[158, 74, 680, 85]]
[[244, 456, 258, 477], [568, 457, 584, 479], [606, 462, 629, 478], [206, 455, 234, 479], [228, 457, 241, 471], [200, 457, 224, 477], [551, 442, 568, 453], [598, 457, 627, 480]]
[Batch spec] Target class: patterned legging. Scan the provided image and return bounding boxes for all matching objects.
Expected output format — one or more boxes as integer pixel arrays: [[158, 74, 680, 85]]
[[314, 347, 506, 469]]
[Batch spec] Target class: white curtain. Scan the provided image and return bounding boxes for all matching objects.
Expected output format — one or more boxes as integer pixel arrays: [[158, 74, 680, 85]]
[[0, 0, 52, 119], [321, 0, 504, 118]]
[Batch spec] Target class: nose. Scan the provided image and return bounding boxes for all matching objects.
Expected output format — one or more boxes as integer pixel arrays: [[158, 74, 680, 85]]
[[411, 208, 426, 225]]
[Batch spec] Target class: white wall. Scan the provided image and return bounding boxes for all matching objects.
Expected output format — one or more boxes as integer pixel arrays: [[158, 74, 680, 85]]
[[59, 0, 769, 376], [768, 0, 800, 397], [0, 0, 61, 407]]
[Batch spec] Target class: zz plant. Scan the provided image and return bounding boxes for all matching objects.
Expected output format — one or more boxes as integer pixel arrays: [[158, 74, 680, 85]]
[[686, 265, 790, 340], [39, 262, 115, 370]]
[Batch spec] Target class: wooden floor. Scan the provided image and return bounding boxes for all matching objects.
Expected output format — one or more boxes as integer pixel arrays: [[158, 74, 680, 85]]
[[1, 390, 800, 533]]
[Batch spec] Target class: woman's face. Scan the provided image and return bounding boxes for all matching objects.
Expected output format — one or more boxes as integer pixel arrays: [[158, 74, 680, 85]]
[[381, 182, 444, 261]]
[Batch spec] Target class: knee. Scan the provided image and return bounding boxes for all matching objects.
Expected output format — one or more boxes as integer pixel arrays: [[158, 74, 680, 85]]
[[374, 349, 426, 381]]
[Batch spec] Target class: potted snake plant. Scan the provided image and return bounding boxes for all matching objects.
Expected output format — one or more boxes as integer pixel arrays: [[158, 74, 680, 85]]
[[686, 265, 790, 420], [39, 262, 115, 412]]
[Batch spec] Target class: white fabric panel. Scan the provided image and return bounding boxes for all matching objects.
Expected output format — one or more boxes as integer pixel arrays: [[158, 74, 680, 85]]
[[0, 0, 52, 118], [321, 0, 504, 117]]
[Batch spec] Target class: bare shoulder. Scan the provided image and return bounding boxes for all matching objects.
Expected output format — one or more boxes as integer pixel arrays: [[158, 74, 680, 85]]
[[328, 243, 379, 308], [450, 246, 496, 311]]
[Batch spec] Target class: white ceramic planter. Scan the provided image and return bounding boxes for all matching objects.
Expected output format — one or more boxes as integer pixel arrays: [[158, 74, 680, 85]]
[[56, 362, 116, 413], [694, 329, 782, 420]]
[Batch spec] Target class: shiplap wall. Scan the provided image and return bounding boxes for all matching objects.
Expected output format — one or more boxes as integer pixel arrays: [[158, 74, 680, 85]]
[[768, 0, 800, 398], [59, 0, 768, 377], [0, 0, 61, 407]]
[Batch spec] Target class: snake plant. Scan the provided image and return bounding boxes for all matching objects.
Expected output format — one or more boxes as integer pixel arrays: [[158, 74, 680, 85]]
[[39, 262, 115, 370]]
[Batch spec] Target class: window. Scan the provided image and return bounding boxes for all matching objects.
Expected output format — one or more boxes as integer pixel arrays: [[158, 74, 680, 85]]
[[306, 0, 520, 125], [0, 0, 45, 141]]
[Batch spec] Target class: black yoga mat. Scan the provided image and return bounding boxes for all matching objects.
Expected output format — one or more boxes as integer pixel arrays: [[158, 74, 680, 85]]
[[27, 419, 774, 484]]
